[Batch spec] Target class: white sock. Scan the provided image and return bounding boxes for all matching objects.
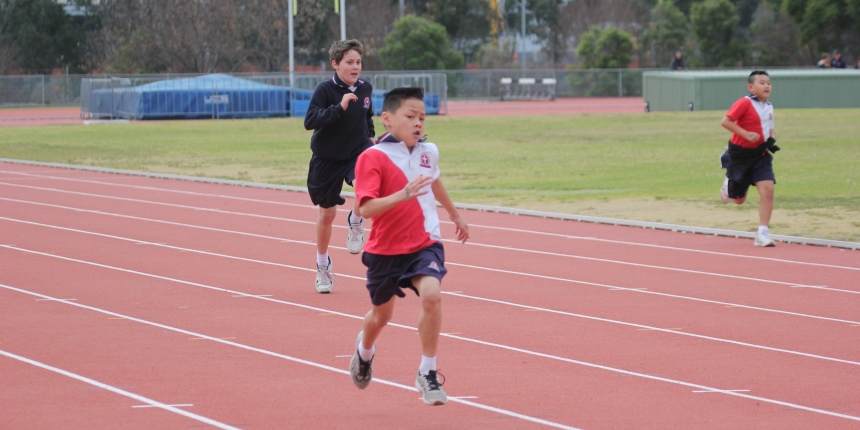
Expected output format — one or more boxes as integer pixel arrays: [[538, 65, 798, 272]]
[[758, 225, 769, 235], [358, 342, 375, 361], [316, 252, 329, 267], [349, 211, 362, 225], [418, 355, 436, 375]]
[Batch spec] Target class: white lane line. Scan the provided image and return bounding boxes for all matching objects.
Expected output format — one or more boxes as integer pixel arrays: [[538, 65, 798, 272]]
[[3, 186, 859, 289], [3, 226, 860, 367], [132, 403, 194, 409], [335, 355, 352, 358], [3, 170, 857, 271], [0, 283, 579, 430], [693, 389, 750, 393], [2, 283, 857, 425], [0, 197, 860, 309], [452, 396, 480, 399], [36, 298, 77, 301], [0, 349, 239, 430], [231, 295, 272, 298]]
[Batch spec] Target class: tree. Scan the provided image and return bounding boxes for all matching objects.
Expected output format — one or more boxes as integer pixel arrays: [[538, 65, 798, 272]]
[[642, 0, 689, 67], [408, 0, 502, 62], [378, 15, 464, 70], [691, 0, 748, 66], [750, 2, 807, 65], [782, 0, 860, 56], [575, 26, 635, 68], [0, 0, 85, 73]]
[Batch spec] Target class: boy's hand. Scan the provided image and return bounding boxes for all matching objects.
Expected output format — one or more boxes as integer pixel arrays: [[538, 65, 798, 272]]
[[450, 214, 470, 244], [745, 131, 760, 143], [340, 93, 358, 110], [402, 175, 433, 201]]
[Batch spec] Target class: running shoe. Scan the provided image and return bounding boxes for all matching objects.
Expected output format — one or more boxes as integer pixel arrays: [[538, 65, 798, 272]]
[[315, 257, 335, 293], [346, 210, 366, 254], [349, 331, 373, 389], [415, 370, 447, 405], [720, 177, 730, 203], [754, 231, 776, 247]]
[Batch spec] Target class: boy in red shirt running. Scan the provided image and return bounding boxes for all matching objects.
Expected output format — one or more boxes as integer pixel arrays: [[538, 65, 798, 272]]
[[720, 70, 780, 247], [348, 87, 469, 405]]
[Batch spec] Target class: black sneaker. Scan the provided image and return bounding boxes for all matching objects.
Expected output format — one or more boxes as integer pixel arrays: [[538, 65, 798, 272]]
[[415, 370, 447, 405], [349, 331, 373, 389]]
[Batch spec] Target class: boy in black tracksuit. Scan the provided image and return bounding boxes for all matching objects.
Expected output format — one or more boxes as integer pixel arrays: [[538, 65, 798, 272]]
[[304, 39, 376, 294]]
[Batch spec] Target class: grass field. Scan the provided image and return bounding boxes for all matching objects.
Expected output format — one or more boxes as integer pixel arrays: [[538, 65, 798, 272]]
[[2, 109, 858, 242]]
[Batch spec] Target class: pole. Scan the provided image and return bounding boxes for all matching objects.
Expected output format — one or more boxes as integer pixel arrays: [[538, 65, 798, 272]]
[[618, 69, 622, 97], [340, 0, 346, 40], [521, 0, 526, 72], [288, 0, 295, 116], [399, 0, 404, 18], [41, 75, 45, 106]]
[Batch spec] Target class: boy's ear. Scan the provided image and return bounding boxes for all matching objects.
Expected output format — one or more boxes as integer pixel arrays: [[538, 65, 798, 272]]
[[380, 111, 390, 126], [331, 59, 338, 69]]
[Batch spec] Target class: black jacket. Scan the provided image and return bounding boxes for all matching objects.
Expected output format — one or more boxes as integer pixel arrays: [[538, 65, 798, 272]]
[[304, 74, 375, 161]]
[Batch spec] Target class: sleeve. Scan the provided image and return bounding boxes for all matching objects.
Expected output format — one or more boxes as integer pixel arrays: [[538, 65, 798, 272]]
[[366, 100, 375, 138], [355, 151, 382, 207], [303, 85, 344, 130], [725, 98, 748, 121], [428, 144, 441, 181]]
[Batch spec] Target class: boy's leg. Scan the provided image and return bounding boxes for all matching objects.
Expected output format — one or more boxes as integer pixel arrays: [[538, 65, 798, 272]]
[[755, 180, 774, 227], [349, 296, 395, 389], [346, 178, 366, 254], [314, 206, 338, 293], [413, 275, 447, 406], [361, 296, 396, 350]]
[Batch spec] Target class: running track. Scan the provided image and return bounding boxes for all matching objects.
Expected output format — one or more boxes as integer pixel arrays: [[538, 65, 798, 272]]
[[0, 162, 858, 429]]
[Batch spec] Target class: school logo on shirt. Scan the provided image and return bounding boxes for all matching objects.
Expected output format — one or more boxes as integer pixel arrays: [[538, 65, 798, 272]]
[[363, 97, 370, 109], [420, 152, 431, 168], [428, 261, 440, 271]]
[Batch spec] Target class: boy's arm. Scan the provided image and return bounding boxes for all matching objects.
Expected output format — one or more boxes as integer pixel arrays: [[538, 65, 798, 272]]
[[431, 178, 470, 243], [303, 88, 357, 130], [721, 116, 759, 143], [360, 175, 434, 219], [367, 98, 376, 143]]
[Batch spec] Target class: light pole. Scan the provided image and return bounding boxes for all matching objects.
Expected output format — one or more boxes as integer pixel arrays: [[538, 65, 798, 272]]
[[340, 0, 346, 40], [521, 0, 526, 72], [288, 0, 295, 89]]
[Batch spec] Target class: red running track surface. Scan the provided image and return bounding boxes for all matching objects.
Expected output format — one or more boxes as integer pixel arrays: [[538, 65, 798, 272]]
[[0, 162, 858, 429]]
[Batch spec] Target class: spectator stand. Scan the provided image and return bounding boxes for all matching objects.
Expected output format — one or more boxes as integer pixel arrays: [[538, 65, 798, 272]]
[[499, 77, 556, 101]]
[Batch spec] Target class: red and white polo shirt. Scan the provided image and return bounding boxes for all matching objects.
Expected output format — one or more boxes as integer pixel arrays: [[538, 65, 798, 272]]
[[355, 133, 441, 256], [726, 95, 774, 149]]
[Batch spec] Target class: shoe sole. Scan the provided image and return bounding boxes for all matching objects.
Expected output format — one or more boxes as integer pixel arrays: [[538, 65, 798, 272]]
[[754, 241, 776, 247], [415, 377, 447, 405], [350, 331, 371, 389]]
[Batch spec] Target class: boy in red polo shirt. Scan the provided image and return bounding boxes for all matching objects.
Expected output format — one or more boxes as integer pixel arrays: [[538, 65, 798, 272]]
[[347, 87, 469, 405], [719, 70, 779, 247]]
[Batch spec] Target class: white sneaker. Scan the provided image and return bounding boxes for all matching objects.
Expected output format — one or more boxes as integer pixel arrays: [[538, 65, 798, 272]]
[[415, 370, 447, 405], [349, 331, 373, 389], [315, 257, 335, 293], [754, 231, 775, 247], [720, 177, 730, 203], [346, 210, 366, 255]]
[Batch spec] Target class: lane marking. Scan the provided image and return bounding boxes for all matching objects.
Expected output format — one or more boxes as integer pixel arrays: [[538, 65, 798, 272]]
[[231, 295, 272, 298], [0, 283, 580, 430], [0, 348, 239, 430], [3, 168, 857, 271], [0, 205, 857, 325], [189, 337, 235, 341], [36, 298, 76, 301], [2, 283, 857, 425], [637, 328, 684, 331], [2, 191, 858, 292], [693, 389, 751, 393], [335, 355, 352, 358], [4, 240, 860, 368], [452, 396, 480, 399], [132, 403, 193, 409]]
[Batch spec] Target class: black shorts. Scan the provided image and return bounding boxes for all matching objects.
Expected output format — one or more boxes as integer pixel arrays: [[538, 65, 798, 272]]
[[720, 151, 776, 199], [307, 155, 358, 208], [361, 242, 447, 306]]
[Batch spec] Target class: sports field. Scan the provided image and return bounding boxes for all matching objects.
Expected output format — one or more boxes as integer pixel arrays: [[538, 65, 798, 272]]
[[1, 109, 858, 241]]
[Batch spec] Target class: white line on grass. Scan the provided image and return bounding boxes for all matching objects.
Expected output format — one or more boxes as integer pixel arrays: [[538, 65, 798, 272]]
[[0, 191, 855, 295], [0, 283, 580, 430], [0, 210, 857, 328], [0, 349, 239, 430], [3, 221, 860, 367], [2, 169, 857, 271], [2, 282, 857, 424]]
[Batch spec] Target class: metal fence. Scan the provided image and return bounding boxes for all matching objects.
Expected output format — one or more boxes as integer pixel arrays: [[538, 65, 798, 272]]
[[0, 74, 85, 106]]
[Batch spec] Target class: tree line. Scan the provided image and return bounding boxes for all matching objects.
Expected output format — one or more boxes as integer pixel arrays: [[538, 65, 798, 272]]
[[0, 0, 857, 75]]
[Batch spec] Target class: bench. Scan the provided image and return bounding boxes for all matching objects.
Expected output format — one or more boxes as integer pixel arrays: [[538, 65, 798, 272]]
[[500, 77, 556, 101]]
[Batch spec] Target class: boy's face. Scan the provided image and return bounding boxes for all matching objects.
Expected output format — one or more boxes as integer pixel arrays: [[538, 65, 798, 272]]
[[382, 98, 426, 148], [747, 75, 772, 100], [332, 49, 362, 86]]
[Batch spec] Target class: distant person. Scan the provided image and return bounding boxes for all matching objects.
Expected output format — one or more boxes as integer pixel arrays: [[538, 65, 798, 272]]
[[855, 59, 860, 69], [831, 51, 847, 68], [304, 39, 376, 293], [349, 87, 470, 406], [719, 70, 779, 247], [670, 51, 686, 70], [817, 53, 830, 68]]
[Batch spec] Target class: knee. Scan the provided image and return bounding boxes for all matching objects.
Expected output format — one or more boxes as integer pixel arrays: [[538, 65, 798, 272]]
[[421, 290, 442, 310], [733, 197, 746, 205], [318, 208, 337, 224], [760, 186, 774, 201], [372, 309, 392, 326]]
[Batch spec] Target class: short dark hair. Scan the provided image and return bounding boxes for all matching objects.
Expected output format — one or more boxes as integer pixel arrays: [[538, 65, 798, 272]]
[[382, 87, 424, 113], [329, 39, 363, 64], [748, 70, 769, 84]]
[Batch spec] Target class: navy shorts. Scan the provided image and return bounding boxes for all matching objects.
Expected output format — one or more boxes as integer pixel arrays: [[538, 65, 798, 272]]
[[361, 242, 447, 306], [721, 151, 776, 199], [307, 155, 358, 208]]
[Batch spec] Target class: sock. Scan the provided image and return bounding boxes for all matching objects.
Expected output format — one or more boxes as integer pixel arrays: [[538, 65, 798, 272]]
[[349, 211, 362, 225], [358, 342, 375, 361], [418, 355, 436, 375], [316, 252, 329, 268], [758, 225, 769, 235]]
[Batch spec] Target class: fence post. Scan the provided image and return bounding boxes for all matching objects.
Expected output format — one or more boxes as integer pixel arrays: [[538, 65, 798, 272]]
[[41, 75, 46, 106], [618, 69, 622, 97]]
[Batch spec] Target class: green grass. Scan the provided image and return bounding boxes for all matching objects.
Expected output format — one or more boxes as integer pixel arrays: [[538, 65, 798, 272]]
[[2, 109, 858, 240]]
